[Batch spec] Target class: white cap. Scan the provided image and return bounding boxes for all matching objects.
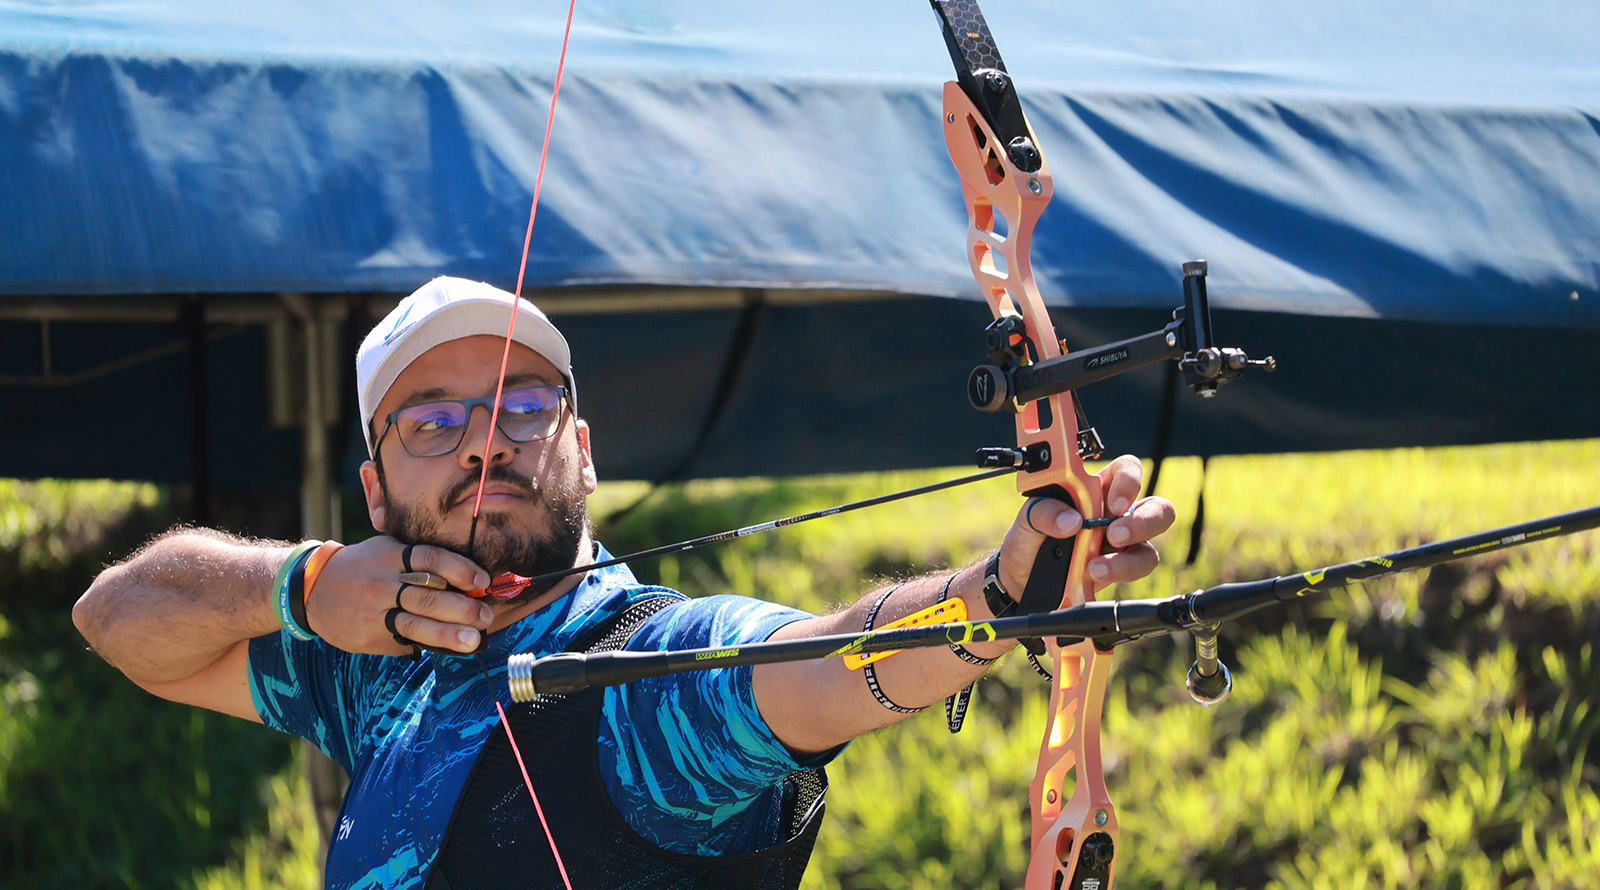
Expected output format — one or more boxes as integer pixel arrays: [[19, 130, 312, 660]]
[[356, 277, 575, 456]]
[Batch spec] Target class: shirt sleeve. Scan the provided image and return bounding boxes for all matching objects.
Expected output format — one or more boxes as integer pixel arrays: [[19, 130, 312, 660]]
[[247, 631, 373, 774], [598, 593, 844, 856]]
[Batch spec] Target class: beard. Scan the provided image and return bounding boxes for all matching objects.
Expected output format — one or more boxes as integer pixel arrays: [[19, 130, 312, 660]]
[[376, 458, 590, 606]]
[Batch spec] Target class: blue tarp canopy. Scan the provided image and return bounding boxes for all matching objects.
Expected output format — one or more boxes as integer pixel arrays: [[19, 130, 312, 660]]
[[2, 0, 1597, 487]]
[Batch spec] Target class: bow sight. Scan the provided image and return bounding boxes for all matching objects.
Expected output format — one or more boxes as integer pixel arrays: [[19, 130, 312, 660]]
[[966, 260, 1276, 426]]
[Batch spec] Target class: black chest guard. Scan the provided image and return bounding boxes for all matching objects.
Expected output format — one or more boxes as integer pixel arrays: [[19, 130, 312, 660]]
[[426, 595, 827, 890]]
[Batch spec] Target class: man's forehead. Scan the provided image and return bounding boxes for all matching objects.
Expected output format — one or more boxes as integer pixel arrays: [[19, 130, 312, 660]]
[[395, 371, 557, 405]]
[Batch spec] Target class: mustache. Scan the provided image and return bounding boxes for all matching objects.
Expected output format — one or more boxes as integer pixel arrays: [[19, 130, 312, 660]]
[[439, 465, 538, 513]]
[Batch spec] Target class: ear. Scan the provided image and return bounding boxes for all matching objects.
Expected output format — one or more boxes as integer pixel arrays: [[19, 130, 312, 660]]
[[359, 459, 388, 532], [573, 419, 598, 495]]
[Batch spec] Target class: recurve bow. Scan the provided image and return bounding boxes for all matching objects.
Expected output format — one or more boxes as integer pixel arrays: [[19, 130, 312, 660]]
[[929, 2, 1119, 885]]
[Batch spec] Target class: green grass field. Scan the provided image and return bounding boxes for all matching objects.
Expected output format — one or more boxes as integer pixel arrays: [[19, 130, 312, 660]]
[[2, 441, 1596, 889]]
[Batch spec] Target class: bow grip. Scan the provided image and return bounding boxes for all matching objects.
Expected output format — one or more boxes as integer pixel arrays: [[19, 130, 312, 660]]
[[1017, 484, 1080, 618]]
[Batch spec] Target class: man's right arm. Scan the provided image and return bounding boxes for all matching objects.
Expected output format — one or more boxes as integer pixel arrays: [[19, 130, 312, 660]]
[[73, 528, 287, 722], [73, 529, 495, 723]]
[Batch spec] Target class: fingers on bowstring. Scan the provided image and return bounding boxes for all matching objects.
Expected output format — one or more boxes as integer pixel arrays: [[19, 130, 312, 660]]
[[396, 583, 494, 632], [398, 542, 490, 594], [387, 607, 485, 655], [389, 542, 493, 656]]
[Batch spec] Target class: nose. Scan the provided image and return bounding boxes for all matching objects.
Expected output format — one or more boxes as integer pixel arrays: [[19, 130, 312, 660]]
[[456, 403, 515, 471]]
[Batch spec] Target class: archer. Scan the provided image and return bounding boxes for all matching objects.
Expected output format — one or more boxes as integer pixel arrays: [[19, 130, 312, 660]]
[[73, 276, 1175, 890]]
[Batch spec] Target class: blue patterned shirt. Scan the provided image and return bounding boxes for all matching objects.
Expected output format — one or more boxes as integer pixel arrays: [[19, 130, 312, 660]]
[[248, 546, 837, 889]]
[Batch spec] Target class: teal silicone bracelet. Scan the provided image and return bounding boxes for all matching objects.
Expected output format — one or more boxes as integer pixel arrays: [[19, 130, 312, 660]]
[[273, 540, 322, 641]]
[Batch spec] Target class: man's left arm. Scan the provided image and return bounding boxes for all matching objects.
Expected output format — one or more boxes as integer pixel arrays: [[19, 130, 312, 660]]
[[753, 454, 1174, 755]]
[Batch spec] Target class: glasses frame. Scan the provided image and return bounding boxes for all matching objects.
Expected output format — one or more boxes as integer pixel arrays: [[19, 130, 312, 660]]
[[376, 384, 571, 458]]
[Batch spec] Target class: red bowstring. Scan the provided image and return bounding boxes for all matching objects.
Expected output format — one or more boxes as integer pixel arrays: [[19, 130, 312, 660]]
[[494, 700, 573, 886], [471, 0, 579, 525], [469, 3, 579, 889]]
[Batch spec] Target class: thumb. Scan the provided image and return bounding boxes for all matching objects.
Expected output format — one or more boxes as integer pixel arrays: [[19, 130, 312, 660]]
[[995, 496, 1085, 597], [1018, 496, 1084, 541]]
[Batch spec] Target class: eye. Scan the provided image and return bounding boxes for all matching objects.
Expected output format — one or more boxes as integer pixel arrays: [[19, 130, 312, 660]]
[[400, 403, 466, 433], [501, 386, 559, 416], [496, 386, 564, 442]]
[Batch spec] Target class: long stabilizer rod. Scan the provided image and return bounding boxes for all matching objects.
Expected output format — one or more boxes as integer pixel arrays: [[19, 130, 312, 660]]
[[506, 503, 1600, 700]]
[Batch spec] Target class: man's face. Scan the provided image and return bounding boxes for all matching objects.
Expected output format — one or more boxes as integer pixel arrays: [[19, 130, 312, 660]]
[[359, 335, 598, 602]]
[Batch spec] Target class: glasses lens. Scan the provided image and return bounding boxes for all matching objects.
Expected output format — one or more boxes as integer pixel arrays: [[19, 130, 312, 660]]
[[394, 401, 469, 457], [497, 385, 565, 442]]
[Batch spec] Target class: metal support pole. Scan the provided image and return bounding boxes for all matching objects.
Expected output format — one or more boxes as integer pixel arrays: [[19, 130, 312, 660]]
[[183, 295, 212, 525], [279, 293, 349, 862]]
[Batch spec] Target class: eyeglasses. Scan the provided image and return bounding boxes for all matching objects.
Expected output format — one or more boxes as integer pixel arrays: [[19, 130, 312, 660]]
[[380, 384, 569, 458]]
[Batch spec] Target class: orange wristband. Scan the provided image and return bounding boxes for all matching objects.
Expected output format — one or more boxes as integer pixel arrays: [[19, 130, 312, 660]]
[[301, 541, 345, 611]]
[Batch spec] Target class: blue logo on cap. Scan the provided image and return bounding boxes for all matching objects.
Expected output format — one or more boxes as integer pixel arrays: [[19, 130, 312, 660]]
[[382, 303, 417, 344]]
